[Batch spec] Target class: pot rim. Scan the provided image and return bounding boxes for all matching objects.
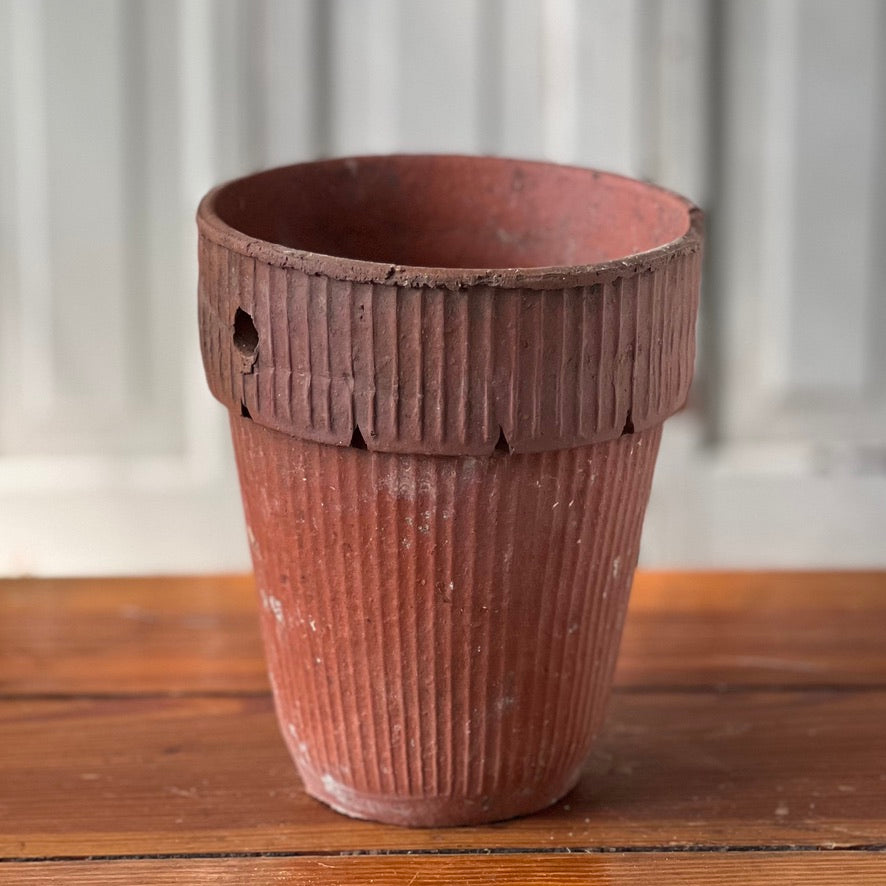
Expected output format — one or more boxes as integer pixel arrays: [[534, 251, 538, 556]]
[[197, 153, 703, 291]]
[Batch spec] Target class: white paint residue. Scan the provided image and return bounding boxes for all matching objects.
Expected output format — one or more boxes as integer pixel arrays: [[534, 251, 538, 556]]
[[495, 696, 516, 713], [775, 802, 789, 817], [290, 737, 310, 764], [612, 556, 621, 578], [320, 773, 350, 803], [267, 594, 285, 626], [377, 464, 434, 502], [308, 618, 317, 632]]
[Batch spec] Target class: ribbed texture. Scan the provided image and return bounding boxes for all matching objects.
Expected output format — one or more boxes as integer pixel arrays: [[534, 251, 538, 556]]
[[231, 416, 662, 826], [200, 235, 700, 455]]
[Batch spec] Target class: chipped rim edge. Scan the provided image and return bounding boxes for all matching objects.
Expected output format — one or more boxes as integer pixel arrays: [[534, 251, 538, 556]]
[[196, 153, 704, 292]]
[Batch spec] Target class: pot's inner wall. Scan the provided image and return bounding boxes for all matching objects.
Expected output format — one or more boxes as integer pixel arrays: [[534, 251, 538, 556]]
[[213, 156, 690, 270]]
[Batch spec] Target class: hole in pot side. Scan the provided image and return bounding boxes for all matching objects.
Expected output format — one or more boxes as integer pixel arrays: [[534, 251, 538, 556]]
[[233, 308, 259, 357]]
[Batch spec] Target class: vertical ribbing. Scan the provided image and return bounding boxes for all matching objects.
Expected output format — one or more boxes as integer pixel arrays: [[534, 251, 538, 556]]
[[322, 274, 333, 435], [301, 417, 348, 785], [596, 283, 606, 431], [330, 278, 354, 443], [352, 282, 376, 440], [256, 260, 272, 419], [396, 287, 420, 444], [631, 274, 654, 422], [426, 455, 442, 798], [244, 254, 259, 414], [416, 289, 425, 444], [494, 445, 521, 795], [528, 446, 573, 786], [224, 249, 238, 408], [532, 294, 544, 439], [560, 288, 572, 438], [230, 417, 661, 826], [201, 247, 700, 453], [483, 449, 507, 794], [548, 446, 599, 782], [462, 292, 473, 448], [342, 448, 381, 794], [439, 447, 456, 800], [271, 265, 292, 424], [390, 454, 409, 795], [471, 289, 495, 445], [458, 453, 481, 798], [370, 451, 397, 793], [612, 276, 624, 428], [577, 286, 589, 438], [655, 259, 666, 417], [423, 288, 444, 443]]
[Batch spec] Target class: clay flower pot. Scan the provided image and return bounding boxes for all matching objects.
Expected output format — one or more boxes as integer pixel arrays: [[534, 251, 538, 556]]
[[197, 155, 702, 827]]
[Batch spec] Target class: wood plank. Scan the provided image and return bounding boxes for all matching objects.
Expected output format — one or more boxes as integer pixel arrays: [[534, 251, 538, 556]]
[[2, 691, 884, 858], [1, 852, 884, 885], [616, 571, 886, 687], [2, 573, 885, 696], [0, 575, 266, 695]]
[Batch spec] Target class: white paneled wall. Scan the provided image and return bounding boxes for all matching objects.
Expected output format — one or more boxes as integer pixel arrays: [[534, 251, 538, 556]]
[[1, 0, 884, 574]]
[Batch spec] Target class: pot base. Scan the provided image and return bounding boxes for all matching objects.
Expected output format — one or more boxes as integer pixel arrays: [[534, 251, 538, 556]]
[[298, 762, 584, 828]]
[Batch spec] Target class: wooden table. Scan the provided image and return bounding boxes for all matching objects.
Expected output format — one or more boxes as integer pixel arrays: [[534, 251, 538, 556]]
[[1, 572, 884, 884]]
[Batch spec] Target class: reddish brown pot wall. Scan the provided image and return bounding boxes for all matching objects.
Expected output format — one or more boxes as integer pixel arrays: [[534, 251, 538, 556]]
[[197, 155, 703, 827], [232, 417, 661, 826]]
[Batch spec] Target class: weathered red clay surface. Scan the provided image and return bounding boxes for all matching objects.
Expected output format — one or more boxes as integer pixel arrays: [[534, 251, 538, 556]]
[[197, 154, 703, 826], [232, 417, 661, 826], [198, 155, 702, 456]]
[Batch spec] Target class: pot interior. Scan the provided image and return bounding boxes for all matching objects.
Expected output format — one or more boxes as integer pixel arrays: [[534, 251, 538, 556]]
[[212, 155, 690, 271]]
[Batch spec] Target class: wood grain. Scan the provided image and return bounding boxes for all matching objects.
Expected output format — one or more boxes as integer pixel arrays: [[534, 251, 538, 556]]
[[1, 852, 884, 886], [616, 571, 886, 687], [0, 576, 266, 695], [2, 690, 884, 857], [2, 572, 885, 882], [2, 572, 885, 696]]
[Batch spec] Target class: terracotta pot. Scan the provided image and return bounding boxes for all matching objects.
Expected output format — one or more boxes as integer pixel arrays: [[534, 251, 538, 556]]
[[197, 155, 702, 827]]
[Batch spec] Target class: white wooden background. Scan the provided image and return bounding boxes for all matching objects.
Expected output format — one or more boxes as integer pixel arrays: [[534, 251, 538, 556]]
[[1, 0, 884, 575]]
